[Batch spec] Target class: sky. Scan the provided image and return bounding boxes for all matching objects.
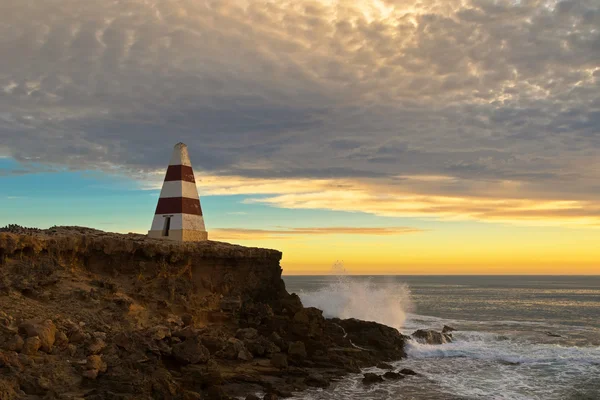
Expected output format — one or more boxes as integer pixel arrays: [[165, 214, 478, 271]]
[[0, 0, 599, 274]]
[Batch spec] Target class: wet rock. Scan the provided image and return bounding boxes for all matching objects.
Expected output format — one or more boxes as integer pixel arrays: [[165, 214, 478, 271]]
[[288, 341, 307, 359], [383, 371, 404, 380], [173, 336, 210, 364], [362, 372, 384, 384], [377, 362, 394, 370], [399, 368, 418, 376], [305, 373, 330, 388], [545, 331, 562, 338], [412, 329, 452, 345], [22, 336, 41, 355], [263, 394, 278, 400], [270, 353, 288, 369], [3, 335, 23, 352], [18, 319, 56, 352], [334, 318, 407, 360], [245, 395, 260, 400]]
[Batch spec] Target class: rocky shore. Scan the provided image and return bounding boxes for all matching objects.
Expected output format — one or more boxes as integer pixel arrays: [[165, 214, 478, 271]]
[[0, 226, 433, 399]]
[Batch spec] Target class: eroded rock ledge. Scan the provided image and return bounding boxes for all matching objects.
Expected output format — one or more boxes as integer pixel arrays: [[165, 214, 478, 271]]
[[0, 227, 410, 400]]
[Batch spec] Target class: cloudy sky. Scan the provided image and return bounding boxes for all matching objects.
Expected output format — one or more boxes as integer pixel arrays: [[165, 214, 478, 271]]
[[1, 0, 599, 274]]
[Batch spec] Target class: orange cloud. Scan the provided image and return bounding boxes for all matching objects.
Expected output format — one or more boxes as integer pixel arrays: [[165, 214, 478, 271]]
[[144, 172, 600, 227], [211, 226, 423, 240]]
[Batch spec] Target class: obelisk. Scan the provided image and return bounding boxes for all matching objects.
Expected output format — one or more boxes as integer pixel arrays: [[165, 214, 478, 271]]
[[148, 143, 208, 241]]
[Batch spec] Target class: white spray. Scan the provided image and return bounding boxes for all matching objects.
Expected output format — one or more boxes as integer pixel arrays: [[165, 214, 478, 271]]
[[298, 262, 413, 330]]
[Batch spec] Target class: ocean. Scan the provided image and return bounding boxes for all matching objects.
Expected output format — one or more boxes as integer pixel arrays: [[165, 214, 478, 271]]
[[283, 275, 600, 400]]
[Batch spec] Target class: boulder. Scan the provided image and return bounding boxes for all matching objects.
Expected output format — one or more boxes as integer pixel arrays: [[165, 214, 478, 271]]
[[334, 318, 407, 360], [86, 355, 107, 372], [22, 336, 41, 355], [263, 394, 278, 400], [442, 325, 455, 334], [216, 337, 253, 361], [18, 320, 56, 352], [3, 335, 23, 352], [82, 369, 99, 380], [377, 362, 394, 370], [291, 308, 325, 338], [173, 336, 210, 364], [54, 331, 69, 348], [399, 368, 418, 376], [245, 395, 260, 400], [362, 373, 384, 384], [148, 325, 171, 341], [304, 374, 330, 388], [411, 329, 451, 345], [87, 338, 107, 354], [287, 341, 307, 359], [383, 371, 404, 380], [278, 293, 304, 315], [270, 353, 288, 369], [236, 328, 259, 341], [220, 296, 242, 312], [182, 314, 194, 327]]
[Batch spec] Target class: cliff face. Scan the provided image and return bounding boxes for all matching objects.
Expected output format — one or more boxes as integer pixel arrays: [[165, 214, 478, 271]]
[[0, 227, 408, 400]]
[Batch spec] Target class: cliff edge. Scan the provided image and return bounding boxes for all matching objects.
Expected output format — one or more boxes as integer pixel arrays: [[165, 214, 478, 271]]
[[0, 226, 408, 399]]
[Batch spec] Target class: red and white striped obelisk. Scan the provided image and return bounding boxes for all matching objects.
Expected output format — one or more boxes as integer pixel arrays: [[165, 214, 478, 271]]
[[148, 143, 208, 241]]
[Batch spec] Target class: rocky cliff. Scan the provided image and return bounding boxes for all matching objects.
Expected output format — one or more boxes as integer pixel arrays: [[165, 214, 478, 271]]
[[0, 226, 409, 399]]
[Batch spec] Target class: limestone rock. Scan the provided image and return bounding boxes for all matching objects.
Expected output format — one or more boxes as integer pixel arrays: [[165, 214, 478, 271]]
[[82, 369, 99, 380], [288, 341, 307, 359], [54, 331, 69, 348], [236, 328, 259, 341], [18, 320, 56, 352], [270, 353, 288, 369], [22, 336, 41, 355], [87, 338, 107, 354], [86, 355, 107, 372], [173, 336, 210, 364], [362, 372, 384, 384], [3, 335, 23, 352], [148, 325, 171, 341]]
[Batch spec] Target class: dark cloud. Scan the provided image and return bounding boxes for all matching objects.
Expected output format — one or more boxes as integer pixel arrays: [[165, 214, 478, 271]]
[[0, 0, 599, 205]]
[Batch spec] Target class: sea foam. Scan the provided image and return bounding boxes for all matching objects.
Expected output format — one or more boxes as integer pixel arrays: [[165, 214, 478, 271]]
[[297, 263, 413, 330]]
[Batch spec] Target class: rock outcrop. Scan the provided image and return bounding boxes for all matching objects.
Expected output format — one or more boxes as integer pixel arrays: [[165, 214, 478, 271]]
[[0, 226, 410, 399], [411, 329, 452, 345]]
